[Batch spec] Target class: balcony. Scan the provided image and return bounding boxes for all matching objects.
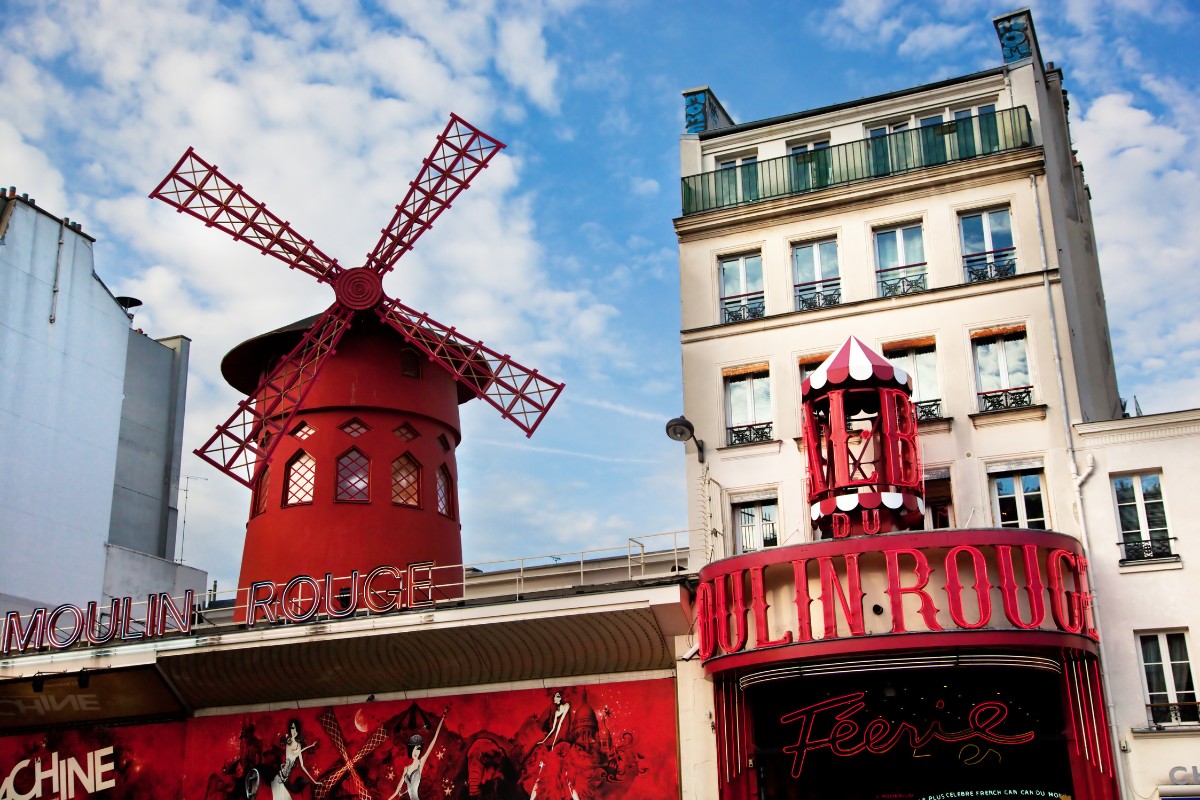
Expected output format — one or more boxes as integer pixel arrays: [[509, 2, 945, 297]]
[[1145, 701, 1200, 727], [727, 422, 773, 446], [914, 399, 943, 421], [877, 264, 928, 297], [794, 279, 842, 311], [964, 247, 1017, 282], [977, 386, 1033, 412], [721, 291, 765, 324], [1121, 536, 1176, 562], [681, 107, 1034, 215]]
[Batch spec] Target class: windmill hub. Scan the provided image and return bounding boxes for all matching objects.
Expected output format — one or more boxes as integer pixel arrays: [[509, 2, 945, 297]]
[[334, 267, 385, 310]]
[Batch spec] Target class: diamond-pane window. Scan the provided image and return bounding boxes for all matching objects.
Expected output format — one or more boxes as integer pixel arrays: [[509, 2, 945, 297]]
[[394, 423, 420, 441], [292, 422, 315, 440], [340, 418, 371, 438], [438, 433, 451, 453], [392, 454, 421, 507], [253, 466, 270, 517], [336, 448, 370, 501], [285, 452, 316, 506], [436, 465, 454, 518]]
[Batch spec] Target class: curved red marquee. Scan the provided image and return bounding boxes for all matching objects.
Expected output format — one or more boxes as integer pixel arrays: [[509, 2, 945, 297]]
[[695, 528, 1098, 673]]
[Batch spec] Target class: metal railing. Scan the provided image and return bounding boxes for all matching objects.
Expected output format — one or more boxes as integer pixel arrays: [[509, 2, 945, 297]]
[[794, 279, 841, 311], [915, 399, 943, 421], [1121, 537, 1175, 562], [964, 247, 1018, 282], [721, 291, 765, 324], [877, 264, 928, 297], [727, 422, 773, 446], [682, 107, 1034, 215], [1146, 701, 1200, 726], [977, 386, 1033, 412]]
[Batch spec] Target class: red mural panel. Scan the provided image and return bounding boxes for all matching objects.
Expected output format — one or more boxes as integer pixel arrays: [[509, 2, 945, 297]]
[[0, 678, 678, 800]]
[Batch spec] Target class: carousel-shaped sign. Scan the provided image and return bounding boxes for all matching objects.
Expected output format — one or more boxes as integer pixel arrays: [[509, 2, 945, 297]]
[[801, 337, 924, 538]]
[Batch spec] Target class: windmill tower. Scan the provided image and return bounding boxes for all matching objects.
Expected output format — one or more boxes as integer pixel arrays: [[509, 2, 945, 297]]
[[151, 116, 564, 619]]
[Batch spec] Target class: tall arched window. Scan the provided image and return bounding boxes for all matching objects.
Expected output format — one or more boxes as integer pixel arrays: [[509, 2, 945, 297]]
[[436, 465, 455, 519], [285, 452, 316, 506], [336, 448, 371, 502], [252, 466, 270, 517], [391, 454, 421, 507]]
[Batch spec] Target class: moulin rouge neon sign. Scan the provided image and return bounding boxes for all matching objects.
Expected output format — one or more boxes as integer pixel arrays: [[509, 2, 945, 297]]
[[695, 533, 1098, 663], [0, 561, 435, 656], [780, 692, 1035, 778]]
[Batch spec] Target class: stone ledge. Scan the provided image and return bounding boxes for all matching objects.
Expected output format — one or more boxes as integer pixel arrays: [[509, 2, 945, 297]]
[[969, 404, 1048, 428]]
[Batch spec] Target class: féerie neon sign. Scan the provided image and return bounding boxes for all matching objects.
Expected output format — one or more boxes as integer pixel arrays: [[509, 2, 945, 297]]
[[780, 692, 1035, 778]]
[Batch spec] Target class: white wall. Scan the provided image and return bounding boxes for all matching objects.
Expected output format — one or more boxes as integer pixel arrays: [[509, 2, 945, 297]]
[[0, 200, 130, 607]]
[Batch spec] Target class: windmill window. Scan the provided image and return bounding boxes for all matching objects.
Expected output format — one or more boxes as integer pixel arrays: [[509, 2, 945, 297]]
[[340, 418, 371, 438], [394, 422, 420, 441], [285, 452, 316, 506], [436, 465, 455, 519], [336, 448, 371, 502], [438, 433, 452, 453], [252, 466, 270, 517], [400, 350, 422, 378], [392, 454, 421, 507], [292, 421, 316, 441]]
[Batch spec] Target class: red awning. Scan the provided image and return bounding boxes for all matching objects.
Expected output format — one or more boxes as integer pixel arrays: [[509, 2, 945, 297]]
[[801, 336, 911, 396]]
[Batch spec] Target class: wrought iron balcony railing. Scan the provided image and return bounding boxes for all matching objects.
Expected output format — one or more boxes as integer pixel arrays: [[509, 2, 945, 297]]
[[721, 291, 765, 324], [1146, 701, 1200, 727], [877, 264, 928, 297], [1121, 537, 1175, 562], [795, 279, 841, 311], [681, 107, 1034, 215], [727, 422, 774, 446], [977, 386, 1033, 412], [915, 399, 943, 421], [964, 247, 1018, 283]]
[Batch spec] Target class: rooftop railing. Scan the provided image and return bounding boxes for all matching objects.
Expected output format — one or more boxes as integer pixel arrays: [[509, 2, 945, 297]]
[[682, 107, 1033, 215]]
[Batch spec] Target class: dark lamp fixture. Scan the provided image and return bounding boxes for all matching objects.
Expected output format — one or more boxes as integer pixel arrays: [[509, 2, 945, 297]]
[[78, 671, 90, 690], [31, 675, 44, 693], [665, 416, 705, 463]]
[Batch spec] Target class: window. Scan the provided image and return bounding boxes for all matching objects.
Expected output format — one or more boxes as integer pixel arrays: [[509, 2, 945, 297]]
[[340, 418, 370, 438], [399, 350, 422, 378], [961, 207, 1015, 281], [735, 500, 778, 552], [923, 476, 954, 529], [789, 141, 831, 191], [868, 121, 913, 175], [252, 466, 270, 517], [725, 369, 772, 445], [391, 454, 421, 507], [285, 451, 316, 506], [336, 448, 370, 502], [291, 421, 315, 440], [717, 155, 758, 205], [918, 114, 947, 166], [875, 224, 926, 297], [953, 104, 998, 158], [394, 422, 419, 441], [1114, 473, 1172, 561], [1139, 632, 1198, 725], [885, 344, 941, 419], [973, 329, 1032, 411], [792, 239, 840, 311], [991, 470, 1046, 529], [436, 465, 455, 518], [719, 253, 765, 324]]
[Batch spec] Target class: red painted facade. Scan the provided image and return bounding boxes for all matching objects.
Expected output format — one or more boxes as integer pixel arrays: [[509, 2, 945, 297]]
[[235, 318, 467, 615]]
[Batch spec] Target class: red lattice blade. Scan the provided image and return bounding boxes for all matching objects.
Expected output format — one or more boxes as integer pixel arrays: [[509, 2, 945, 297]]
[[194, 307, 354, 486], [150, 148, 343, 286], [366, 115, 505, 276], [376, 299, 563, 437]]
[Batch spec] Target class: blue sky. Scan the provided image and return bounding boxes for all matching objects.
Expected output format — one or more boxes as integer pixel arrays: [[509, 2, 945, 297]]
[[2, 0, 1197, 593]]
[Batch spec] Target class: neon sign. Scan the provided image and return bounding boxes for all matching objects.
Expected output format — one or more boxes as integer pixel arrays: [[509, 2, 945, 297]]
[[780, 692, 1035, 778], [0, 561, 436, 656]]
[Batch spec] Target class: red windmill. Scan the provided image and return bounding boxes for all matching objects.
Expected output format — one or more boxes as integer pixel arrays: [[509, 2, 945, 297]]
[[151, 116, 564, 619]]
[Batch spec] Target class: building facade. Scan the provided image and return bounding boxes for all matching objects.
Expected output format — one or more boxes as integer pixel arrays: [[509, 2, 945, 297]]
[[0, 188, 205, 613], [674, 8, 1198, 800]]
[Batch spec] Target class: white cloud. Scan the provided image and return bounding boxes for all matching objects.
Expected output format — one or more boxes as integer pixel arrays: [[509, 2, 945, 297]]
[[496, 15, 560, 112], [897, 23, 974, 58], [630, 176, 659, 195]]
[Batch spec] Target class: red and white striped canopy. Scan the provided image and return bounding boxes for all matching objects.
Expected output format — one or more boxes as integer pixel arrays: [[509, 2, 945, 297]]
[[801, 336, 911, 396]]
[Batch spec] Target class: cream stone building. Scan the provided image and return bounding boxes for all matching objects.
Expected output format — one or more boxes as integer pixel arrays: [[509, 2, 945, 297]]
[[672, 8, 1199, 800]]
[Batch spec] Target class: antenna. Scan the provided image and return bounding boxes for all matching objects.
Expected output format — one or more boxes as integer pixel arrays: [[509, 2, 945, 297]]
[[178, 475, 208, 562]]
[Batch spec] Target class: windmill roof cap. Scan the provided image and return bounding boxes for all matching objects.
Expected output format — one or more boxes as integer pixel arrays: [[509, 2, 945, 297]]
[[221, 313, 478, 403]]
